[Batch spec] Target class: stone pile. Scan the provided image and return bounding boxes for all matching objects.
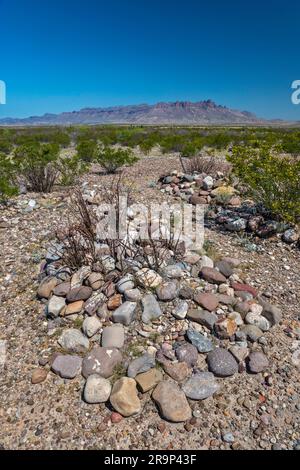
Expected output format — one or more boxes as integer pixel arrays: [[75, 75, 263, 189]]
[[34, 233, 283, 423], [158, 170, 299, 248]]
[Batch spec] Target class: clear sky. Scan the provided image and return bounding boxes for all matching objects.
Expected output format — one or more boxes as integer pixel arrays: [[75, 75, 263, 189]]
[[0, 0, 300, 120]]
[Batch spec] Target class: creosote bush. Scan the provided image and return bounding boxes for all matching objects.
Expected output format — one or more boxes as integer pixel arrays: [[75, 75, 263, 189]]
[[0, 152, 18, 202], [14, 142, 61, 192], [228, 144, 300, 224], [93, 144, 138, 173]]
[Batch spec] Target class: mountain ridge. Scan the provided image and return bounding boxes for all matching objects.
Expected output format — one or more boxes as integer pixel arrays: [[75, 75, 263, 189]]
[[0, 100, 268, 126]]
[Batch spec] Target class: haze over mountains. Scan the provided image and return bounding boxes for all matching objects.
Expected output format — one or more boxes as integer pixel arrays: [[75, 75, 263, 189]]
[[0, 100, 271, 126]]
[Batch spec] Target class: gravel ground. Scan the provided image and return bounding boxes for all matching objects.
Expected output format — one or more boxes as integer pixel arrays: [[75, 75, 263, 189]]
[[0, 154, 299, 450]]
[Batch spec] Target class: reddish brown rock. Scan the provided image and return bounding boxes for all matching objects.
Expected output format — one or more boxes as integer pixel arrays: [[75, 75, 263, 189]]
[[194, 292, 219, 311], [231, 282, 258, 298], [107, 294, 122, 310], [31, 368, 48, 384], [200, 267, 227, 285]]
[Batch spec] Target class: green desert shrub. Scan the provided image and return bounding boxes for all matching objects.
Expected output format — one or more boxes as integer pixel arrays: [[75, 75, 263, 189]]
[[0, 152, 18, 202], [228, 144, 300, 224], [93, 144, 138, 173], [14, 142, 61, 192], [58, 154, 89, 186], [76, 139, 97, 162]]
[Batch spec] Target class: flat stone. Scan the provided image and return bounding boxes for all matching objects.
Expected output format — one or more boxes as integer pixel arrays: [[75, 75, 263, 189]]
[[182, 372, 219, 400], [163, 361, 191, 382], [53, 281, 71, 297], [112, 301, 137, 326], [83, 375, 111, 403], [162, 264, 184, 279], [194, 292, 219, 311], [85, 292, 106, 316], [116, 274, 135, 294], [82, 316, 102, 338], [142, 294, 162, 323], [51, 354, 82, 379], [87, 272, 104, 290], [172, 300, 188, 319], [102, 324, 125, 348], [207, 348, 238, 377], [187, 309, 217, 330], [136, 268, 162, 288], [38, 276, 58, 299], [47, 295, 66, 318], [215, 260, 234, 278], [231, 282, 258, 298], [124, 288, 142, 301], [183, 253, 201, 265], [175, 343, 198, 367], [135, 368, 163, 393], [66, 286, 93, 302], [152, 381, 192, 422], [221, 257, 241, 268], [258, 297, 282, 325], [190, 195, 207, 205], [82, 346, 123, 379], [241, 325, 263, 342], [187, 329, 213, 353], [64, 300, 84, 316], [156, 281, 179, 301], [247, 352, 269, 373], [200, 267, 226, 285], [58, 329, 89, 353], [127, 354, 156, 378], [31, 368, 48, 384], [110, 377, 141, 417]]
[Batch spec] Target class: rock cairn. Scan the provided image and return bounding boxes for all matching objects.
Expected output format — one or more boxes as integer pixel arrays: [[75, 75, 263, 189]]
[[158, 170, 299, 248], [35, 213, 283, 422]]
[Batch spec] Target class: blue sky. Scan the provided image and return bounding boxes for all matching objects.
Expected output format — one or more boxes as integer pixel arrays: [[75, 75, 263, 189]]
[[0, 0, 300, 120]]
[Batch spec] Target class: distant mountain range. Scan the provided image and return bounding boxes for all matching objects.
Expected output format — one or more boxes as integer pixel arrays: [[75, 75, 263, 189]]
[[0, 100, 282, 126]]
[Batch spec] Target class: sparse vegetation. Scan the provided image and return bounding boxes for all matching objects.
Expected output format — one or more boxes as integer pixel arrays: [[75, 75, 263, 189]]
[[228, 144, 300, 224]]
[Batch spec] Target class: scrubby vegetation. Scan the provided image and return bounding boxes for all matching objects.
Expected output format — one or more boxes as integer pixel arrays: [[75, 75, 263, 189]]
[[228, 144, 300, 224]]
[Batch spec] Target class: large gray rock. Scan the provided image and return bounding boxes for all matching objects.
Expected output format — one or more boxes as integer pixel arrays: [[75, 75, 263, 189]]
[[187, 329, 213, 353], [82, 316, 102, 338], [127, 353, 156, 378], [187, 309, 218, 330], [152, 381, 192, 422], [142, 294, 162, 323], [258, 297, 282, 325], [175, 343, 198, 367], [240, 324, 263, 342], [207, 348, 238, 377], [83, 375, 112, 403], [247, 352, 269, 373], [51, 354, 82, 379], [116, 274, 135, 294], [182, 372, 220, 400], [47, 295, 66, 318], [58, 329, 89, 353], [172, 300, 189, 320], [162, 264, 184, 279], [101, 324, 125, 348], [112, 301, 137, 326], [82, 346, 123, 379], [156, 281, 179, 301]]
